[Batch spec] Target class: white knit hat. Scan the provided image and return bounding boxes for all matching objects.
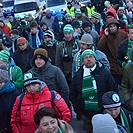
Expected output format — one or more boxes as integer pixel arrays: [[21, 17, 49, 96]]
[[92, 114, 119, 133]]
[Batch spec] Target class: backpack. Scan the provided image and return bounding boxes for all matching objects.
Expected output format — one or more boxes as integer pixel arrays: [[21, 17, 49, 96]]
[[17, 90, 56, 111]]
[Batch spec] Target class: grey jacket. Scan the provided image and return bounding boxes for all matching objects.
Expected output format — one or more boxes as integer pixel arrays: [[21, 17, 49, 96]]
[[30, 59, 70, 104]]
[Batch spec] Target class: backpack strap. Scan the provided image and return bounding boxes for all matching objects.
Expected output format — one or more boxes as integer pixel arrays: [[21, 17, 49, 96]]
[[17, 93, 25, 111], [50, 90, 56, 108]]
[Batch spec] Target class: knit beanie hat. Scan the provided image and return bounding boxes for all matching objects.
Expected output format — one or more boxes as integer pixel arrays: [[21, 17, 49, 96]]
[[92, 114, 119, 133], [71, 20, 80, 28], [91, 12, 101, 19], [0, 64, 8, 83], [82, 21, 92, 30], [24, 14, 29, 18], [15, 15, 21, 19], [82, 49, 96, 60], [9, 16, 13, 21], [65, 13, 72, 18], [102, 91, 121, 109], [117, 7, 124, 11], [44, 30, 53, 39], [75, 9, 82, 15], [24, 71, 41, 87], [17, 37, 27, 45], [57, 13, 63, 19], [79, 34, 93, 45], [63, 24, 74, 34], [0, 50, 10, 63], [32, 48, 48, 65], [104, 1, 110, 6]]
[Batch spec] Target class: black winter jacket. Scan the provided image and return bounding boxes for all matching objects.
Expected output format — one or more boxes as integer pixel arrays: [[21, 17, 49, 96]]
[[70, 62, 117, 118], [117, 38, 128, 67]]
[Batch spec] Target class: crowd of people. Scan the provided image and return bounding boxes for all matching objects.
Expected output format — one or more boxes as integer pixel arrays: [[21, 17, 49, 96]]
[[0, 0, 133, 133]]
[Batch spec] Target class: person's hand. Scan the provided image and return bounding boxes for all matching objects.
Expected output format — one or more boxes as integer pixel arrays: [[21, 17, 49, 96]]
[[104, 28, 109, 36]]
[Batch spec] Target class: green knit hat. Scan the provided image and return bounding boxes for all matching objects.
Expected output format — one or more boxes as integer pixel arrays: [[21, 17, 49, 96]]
[[75, 9, 82, 15], [15, 15, 21, 19], [24, 14, 29, 18], [91, 12, 101, 19], [82, 49, 96, 60], [63, 24, 74, 34], [0, 50, 10, 63], [65, 13, 72, 18]]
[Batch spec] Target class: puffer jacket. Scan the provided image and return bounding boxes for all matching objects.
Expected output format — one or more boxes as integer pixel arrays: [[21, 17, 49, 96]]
[[11, 82, 71, 133]]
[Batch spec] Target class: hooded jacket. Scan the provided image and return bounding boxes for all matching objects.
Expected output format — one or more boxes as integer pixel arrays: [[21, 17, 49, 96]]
[[98, 18, 128, 75], [11, 82, 71, 133], [30, 59, 70, 105]]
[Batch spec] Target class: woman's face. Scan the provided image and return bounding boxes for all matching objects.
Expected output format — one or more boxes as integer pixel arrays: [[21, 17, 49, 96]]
[[39, 116, 58, 133]]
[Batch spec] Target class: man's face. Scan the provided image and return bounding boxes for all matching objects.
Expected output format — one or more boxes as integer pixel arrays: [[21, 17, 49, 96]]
[[18, 43, 27, 51], [30, 27, 38, 34], [80, 43, 90, 52], [128, 28, 133, 40], [41, 25, 47, 31], [0, 60, 7, 65], [105, 107, 120, 118], [83, 54, 96, 68], [65, 16, 72, 23], [84, 26, 91, 33], [91, 17, 97, 24], [118, 9, 124, 15], [10, 34, 16, 39], [44, 36, 52, 43], [64, 32, 73, 41], [0, 22, 4, 27], [26, 83, 40, 94], [35, 56, 45, 68], [106, 15, 114, 20], [108, 24, 117, 34]]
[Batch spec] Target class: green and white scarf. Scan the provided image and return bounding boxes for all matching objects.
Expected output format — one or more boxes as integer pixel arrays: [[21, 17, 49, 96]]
[[126, 38, 133, 61], [82, 65, 99, 111]]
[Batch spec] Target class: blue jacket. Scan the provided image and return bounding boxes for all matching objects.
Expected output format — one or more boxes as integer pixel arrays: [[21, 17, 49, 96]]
[[0, 81, 20, 132]]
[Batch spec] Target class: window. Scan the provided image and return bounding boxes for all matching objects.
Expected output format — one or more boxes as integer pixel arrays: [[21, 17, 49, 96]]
[[14, 2, 38, 13]]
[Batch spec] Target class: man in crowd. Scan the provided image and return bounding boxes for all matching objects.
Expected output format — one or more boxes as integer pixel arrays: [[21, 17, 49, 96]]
[[30, 48, 70, 105], [97, 18, 127, 87], [13, 37, 34, 73], [70, 49, 117, 132]]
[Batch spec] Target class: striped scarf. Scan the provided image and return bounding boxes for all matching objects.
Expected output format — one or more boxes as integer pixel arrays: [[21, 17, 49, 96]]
[[126, 38, 133, 60], [82, 65, 99, 111]]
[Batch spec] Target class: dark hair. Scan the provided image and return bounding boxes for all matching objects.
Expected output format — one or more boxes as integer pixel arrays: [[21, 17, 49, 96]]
[[34, 107, 57, 126], [30, 21, 38, 28], [10, 29, 19, 35]]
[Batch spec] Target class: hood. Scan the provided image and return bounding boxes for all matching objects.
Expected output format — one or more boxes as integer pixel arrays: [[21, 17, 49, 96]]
[[106, 18, 120, 28], [106, 8, 118, 20]]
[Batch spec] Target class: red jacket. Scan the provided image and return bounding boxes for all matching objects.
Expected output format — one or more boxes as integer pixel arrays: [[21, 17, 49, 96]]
[[0, 26, 11, 36], [11, 84, 71, 133]]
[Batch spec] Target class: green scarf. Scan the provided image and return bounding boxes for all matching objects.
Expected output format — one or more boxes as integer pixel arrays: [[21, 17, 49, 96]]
[[57, 127, 64, 133], [120, 108, 130, 133], [126, 38, 133, 60], [82, 67, 99, 111], [104, 108, 130, 133], [75, 50, 82, 72]]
